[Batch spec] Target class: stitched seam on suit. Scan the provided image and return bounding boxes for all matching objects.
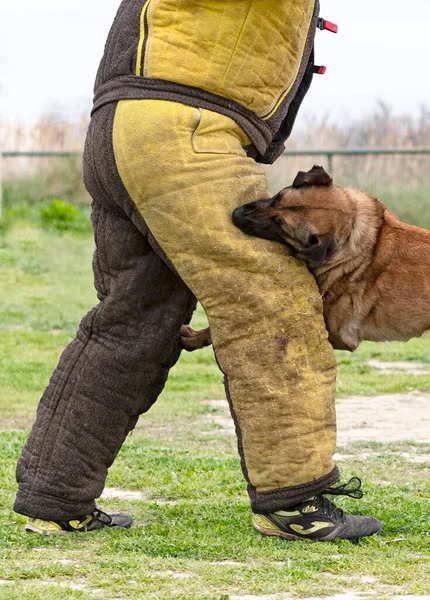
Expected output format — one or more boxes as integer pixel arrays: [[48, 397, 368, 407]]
[[24, 309, 99, 503], [145, 0, 179, 76], [202, 4, 227, 89], [229, 0, 276, 91], [261, 0, 314, 120], [217, 0, 253, 90], [93, 208, 108, 299], [178, 6, 203, 81], [136, 0, 152, 76], [91, 186, 109, 297]]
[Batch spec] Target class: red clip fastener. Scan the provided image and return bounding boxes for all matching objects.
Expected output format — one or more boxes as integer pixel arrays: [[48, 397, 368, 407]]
[[314, 65, 326, 75], [318, 18, 338, 33]]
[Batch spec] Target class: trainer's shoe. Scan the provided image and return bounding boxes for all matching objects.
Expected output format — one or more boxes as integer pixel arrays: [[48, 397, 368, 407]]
[[25, 508, 133, 534], [252, 477, 381, 542]]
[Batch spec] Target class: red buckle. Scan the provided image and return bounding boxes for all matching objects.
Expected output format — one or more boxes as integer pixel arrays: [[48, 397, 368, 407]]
[[318, 18, 338, 33], [314, 65, 326, 75]]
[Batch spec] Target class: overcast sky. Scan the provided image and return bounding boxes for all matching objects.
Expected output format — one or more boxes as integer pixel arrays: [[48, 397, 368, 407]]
[[1, 0, 429, 126]]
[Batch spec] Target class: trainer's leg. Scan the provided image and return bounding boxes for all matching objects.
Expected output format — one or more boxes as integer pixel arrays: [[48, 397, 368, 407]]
[[114, 100, 339, 513], [14, 201, 196, 520]]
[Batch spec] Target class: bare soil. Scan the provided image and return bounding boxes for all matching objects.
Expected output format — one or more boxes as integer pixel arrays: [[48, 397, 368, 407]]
[[203, 391, 430, 446]]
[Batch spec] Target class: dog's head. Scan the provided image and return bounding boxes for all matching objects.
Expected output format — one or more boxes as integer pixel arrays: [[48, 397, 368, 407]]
[[233, 166, 378, 267]]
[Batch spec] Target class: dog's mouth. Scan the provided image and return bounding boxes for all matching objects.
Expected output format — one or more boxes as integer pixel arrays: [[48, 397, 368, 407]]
[[232, 205, 289, 245]]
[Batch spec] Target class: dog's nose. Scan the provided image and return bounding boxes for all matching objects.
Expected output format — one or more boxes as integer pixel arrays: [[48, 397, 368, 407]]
[[232, 205, 247, 227], [232, 204, 258, 228]]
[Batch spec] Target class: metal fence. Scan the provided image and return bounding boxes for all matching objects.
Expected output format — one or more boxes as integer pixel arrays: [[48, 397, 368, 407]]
[[1, 148, 430, 218]]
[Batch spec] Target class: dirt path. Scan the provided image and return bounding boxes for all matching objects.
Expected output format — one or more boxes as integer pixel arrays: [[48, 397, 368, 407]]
[[336, 391, 430, 445], [203, 391, 430, 446]]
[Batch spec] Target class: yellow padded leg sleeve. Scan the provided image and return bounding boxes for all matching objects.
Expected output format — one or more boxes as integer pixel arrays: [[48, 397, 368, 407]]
[[113, 99, 337, 494]]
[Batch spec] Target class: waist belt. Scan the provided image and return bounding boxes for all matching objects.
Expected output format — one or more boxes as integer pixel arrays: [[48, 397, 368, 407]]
[[91, 76, 275, 162]]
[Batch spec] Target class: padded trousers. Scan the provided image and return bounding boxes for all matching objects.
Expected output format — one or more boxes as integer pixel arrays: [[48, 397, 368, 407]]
[[14, 100, 338, 520]]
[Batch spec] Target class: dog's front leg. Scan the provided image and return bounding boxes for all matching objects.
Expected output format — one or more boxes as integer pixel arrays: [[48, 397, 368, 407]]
[[336, 319, 360, 351], [324, 295, 360, 352], [180, 325, 212, 351]]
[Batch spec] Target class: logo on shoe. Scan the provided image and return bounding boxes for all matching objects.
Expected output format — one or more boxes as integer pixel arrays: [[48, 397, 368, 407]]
[[302, 505, 318, 513], [68, 515, 93, 530], [290, 521, 336, 535]]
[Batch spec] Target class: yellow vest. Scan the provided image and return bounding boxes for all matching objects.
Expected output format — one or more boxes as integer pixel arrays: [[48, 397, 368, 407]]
[[93, 0, 320, 163]]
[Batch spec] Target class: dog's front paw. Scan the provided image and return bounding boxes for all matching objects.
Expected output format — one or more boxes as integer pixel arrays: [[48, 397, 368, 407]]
[[180, 325, 212, 351]]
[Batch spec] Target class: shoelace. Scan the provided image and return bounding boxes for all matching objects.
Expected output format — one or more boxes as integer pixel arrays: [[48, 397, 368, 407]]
[[317, 495, 347, 523], [321, 477, 364, 499], [317, 477, 364, 524], [93, 509, 113, 525]]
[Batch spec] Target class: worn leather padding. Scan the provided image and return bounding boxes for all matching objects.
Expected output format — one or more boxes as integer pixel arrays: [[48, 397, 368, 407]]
[[94, 0, 319, 164], [143, 0, 315, 118], [113, 99, 339, 501]]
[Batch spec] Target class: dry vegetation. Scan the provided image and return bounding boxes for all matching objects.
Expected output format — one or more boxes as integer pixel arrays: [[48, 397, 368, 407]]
[[1, 103, 429, 220], [270, 102, 430, 189], [0, 113, 88, 152], [292, 102, 430, 150]]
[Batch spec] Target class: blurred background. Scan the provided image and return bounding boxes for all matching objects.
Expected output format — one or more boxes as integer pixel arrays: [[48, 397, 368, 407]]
[[1, 0, 429, 227]]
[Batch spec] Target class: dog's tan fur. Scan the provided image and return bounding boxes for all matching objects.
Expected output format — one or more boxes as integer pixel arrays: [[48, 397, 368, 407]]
[[181, 166, 430, 352]]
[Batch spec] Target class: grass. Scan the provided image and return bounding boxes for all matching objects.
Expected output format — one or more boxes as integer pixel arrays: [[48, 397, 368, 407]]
[[0, 210, 429, 599]]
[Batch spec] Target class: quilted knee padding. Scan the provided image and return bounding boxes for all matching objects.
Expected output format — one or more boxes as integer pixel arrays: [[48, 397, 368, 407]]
[[14, 202, 196, 520]]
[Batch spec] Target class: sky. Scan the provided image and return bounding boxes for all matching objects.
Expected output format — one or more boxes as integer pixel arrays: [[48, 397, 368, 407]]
[[1, 0, 429, 126]]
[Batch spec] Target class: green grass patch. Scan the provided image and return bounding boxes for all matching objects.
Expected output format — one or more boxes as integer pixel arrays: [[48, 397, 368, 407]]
[[1, 215, 429, 598]]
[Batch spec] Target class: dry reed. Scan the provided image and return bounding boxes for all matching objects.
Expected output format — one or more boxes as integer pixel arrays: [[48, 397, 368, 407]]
[[1, 104, 429, 210]]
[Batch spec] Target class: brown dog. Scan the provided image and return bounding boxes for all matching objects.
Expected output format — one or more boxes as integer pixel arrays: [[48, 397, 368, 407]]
[[181, 166, 430, 352]]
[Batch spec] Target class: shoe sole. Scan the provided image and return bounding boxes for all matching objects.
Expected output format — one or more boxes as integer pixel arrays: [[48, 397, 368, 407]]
[[252, 520, 303, 541], [25, 522, 133, 534], [253, 519, 381, 542], [25, 523, 68, 535]]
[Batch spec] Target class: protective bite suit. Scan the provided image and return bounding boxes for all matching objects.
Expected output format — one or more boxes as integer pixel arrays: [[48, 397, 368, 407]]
[[15, 0, 339, 519]]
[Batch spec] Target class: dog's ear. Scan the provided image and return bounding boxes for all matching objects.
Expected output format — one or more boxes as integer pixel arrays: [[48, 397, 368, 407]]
[[292, 165, 333, 188], [296, 232, 336, 264]]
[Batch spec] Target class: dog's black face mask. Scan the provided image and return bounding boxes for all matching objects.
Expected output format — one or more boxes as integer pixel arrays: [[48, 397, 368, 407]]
[[232, 196, 287, 244], [232, 166, 337, 264]]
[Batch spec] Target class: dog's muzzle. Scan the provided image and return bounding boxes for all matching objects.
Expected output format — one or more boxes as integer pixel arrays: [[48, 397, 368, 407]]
[[232, 202, 285, 244]]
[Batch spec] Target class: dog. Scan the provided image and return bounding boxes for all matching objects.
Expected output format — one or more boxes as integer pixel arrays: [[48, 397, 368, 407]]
[[180, 165, 430, 352]]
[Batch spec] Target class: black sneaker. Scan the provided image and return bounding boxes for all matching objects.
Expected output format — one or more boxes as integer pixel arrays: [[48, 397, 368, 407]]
[[25, 508, 133, 534], [252, 477, 381, 541]]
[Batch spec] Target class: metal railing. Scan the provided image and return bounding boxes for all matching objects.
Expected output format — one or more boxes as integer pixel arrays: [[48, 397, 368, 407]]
[[282, 148, 430, 174], [1, 148, 430, 218]]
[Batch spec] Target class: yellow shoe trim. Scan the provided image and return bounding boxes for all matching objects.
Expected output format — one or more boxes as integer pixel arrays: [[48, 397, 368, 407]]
[[274, 509, 301, 517], [302, 505, 318, 514], [69, 514, 93, 530], [290, 521, 336, 535], [25, 518, 64, 534], [252, 514, 282, 532], [252, 514, 301, 541]]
